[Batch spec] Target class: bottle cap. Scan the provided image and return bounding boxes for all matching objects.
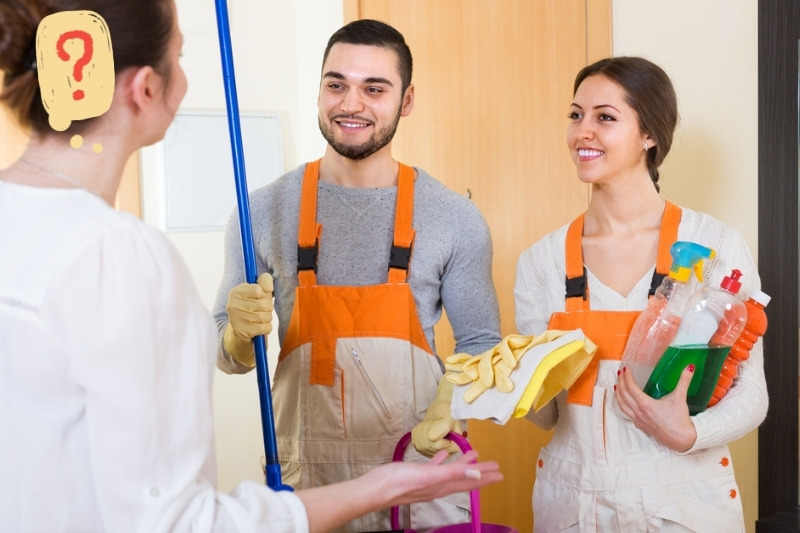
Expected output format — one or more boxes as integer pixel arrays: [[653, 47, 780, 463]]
[[720, 269, 743, 294], [750, 289, 771, 307]]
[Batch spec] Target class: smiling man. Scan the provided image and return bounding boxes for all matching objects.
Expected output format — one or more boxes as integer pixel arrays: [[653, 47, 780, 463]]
[[212, 19, 501, 533]]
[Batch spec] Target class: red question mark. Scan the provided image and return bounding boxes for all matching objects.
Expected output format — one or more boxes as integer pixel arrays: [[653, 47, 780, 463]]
[[56, 30, 93, 101]]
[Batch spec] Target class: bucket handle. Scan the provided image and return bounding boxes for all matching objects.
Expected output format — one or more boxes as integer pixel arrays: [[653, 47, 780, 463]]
[[390, 431, 481, 533]]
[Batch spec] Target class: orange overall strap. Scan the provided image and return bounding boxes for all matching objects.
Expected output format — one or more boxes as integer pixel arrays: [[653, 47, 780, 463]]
[[297, 160, 323, 287], [564, 214, 589, 312], [387, 164, 416, 283], [651, 201, 682, 295]]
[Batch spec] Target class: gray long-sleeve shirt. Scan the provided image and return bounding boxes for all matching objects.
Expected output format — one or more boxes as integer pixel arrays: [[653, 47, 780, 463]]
[[213, 162, 502, 374]]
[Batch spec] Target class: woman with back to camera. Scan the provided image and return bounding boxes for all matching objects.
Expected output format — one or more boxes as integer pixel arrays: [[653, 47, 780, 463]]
[[514, 56, 767, 532], [0, 1, 501, 531]]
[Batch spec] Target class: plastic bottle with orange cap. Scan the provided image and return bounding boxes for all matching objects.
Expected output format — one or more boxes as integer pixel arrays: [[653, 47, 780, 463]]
[[707, 287, 771, 407]]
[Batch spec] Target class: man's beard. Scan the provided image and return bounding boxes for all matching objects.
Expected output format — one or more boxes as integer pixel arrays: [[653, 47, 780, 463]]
[[318, 108, 402, 160]]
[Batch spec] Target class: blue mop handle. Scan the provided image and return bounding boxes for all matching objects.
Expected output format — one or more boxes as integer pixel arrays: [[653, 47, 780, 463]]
[[212, 0, 290, 492]]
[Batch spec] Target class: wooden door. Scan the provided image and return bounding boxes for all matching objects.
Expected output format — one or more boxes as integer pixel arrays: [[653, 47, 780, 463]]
[[346, 2, 610, 530]]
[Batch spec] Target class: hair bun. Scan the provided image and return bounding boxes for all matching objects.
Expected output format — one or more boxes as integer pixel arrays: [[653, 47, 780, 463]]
[[0, 1, 38, 76]]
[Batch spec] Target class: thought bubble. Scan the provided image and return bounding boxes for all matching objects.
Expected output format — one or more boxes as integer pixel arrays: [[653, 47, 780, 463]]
[[36, 10, 114, 132]]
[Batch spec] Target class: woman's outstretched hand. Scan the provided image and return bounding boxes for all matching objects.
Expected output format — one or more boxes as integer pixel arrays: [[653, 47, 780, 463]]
[[297, 449, 502, 533], [614, 364, 698, 452], [372, 449, 502, 505]]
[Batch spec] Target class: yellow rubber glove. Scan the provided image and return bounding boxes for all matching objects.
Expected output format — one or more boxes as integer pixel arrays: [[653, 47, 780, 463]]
[[223, 273, 274, 368], [445, 334, 535, 403], [445, 331, 597, 417], [411, 378, 464, 458]]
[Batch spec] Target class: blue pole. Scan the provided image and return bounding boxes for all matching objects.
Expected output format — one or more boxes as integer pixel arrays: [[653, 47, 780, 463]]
[[212, 0, 290, 492]]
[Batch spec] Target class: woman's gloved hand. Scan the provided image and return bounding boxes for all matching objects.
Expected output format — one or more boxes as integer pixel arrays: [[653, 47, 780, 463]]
[[223, 273, 274, 367], [412, 378, 464, 458]]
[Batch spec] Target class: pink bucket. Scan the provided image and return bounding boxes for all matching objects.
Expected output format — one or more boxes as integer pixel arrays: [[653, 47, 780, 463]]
[[390, 432, 517, 533]]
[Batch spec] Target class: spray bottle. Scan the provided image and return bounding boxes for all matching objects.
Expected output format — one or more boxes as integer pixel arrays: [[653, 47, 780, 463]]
[[619, 241, 715, 390], [707, 289, 770, 407], [643, 269, 747, 415]]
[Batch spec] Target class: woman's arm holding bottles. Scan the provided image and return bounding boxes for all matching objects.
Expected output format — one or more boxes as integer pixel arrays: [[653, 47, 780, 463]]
[[687, 224, 768, 451]]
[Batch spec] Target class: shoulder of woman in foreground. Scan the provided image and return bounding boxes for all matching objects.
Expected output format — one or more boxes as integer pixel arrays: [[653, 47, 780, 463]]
[[54, 203, 196, 294]]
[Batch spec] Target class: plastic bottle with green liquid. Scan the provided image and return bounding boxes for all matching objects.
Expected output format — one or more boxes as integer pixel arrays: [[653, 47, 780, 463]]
[[618, 241, 715, 393], [643, 269, 747, 415]]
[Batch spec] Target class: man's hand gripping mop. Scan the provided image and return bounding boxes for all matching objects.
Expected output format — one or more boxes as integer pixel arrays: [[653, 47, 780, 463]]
[[446, 330, 598, 425]]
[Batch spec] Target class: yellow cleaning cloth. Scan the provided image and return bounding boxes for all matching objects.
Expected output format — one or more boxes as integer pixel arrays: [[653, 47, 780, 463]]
[[447, 330, 597, 425], [513, 339, 595, 416]]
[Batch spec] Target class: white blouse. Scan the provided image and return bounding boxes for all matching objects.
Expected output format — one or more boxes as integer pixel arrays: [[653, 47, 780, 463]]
[[0, 183, 307, 532]]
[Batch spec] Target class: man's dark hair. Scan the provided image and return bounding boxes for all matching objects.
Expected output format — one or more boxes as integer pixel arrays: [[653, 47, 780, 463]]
[[322, 19, 413, 92]]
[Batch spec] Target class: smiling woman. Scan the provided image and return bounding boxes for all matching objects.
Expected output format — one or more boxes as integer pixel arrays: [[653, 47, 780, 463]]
[[567, 57, 676, 194], [514, 56, 767, 532]]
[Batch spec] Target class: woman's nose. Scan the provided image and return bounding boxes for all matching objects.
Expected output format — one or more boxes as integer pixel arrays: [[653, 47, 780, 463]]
[[574, 121, 594, 141]]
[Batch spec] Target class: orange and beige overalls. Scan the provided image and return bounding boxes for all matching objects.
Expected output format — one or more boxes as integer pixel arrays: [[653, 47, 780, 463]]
[[272, 160, 468, 532], [532, 202, 745, 532]]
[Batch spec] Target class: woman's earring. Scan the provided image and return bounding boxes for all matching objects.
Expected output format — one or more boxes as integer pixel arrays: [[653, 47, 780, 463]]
[[644, 143, 649, 151]]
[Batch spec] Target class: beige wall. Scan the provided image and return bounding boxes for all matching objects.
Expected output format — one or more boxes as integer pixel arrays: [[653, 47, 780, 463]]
[[613, 1, 759, 531], [146, 0, 761, 527]]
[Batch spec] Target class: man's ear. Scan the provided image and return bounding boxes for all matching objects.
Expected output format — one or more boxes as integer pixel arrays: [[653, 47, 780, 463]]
[[400, 83, 415, 117], [128, 65, 160, 113]]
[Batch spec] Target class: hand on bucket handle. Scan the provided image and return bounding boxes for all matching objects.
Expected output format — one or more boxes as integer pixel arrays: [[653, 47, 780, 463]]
[[411, 379, 464, 457]]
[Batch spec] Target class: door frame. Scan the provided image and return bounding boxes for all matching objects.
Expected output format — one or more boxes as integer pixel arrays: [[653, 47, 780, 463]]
[[755, 0, 800, 530]]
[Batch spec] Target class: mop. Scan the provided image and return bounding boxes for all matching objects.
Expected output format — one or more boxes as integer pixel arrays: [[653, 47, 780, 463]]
[[213, 0, 291, 492]]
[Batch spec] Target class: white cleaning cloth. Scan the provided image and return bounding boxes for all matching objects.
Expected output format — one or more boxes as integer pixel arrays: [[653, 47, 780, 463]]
[[449, 329, 596, 425]]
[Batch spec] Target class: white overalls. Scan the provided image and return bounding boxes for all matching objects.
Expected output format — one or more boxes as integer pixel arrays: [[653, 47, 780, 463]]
[[533, 203, 745, 533], [273, 160, 469, 532]]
